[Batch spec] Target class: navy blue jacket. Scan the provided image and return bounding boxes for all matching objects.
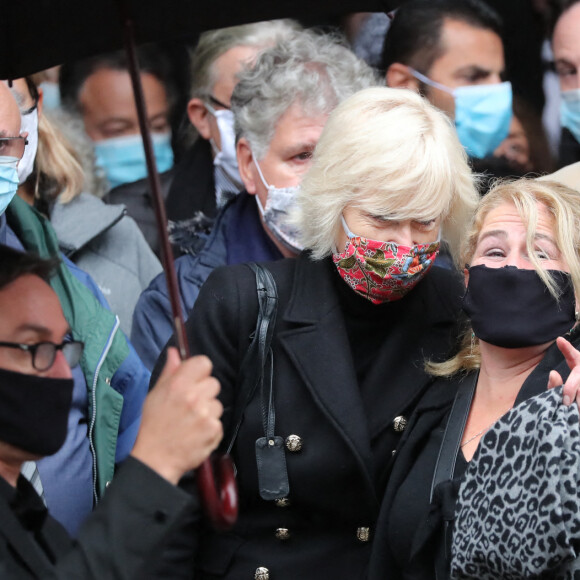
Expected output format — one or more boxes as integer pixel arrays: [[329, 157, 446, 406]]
[[131, 192, 282, 370]]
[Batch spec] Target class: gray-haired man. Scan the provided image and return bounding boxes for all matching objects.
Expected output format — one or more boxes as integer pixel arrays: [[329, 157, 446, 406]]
[[132, 28, 378, 371], [164, 20, 298, 223]]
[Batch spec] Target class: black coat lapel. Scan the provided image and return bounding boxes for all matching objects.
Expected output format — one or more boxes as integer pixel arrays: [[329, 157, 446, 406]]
[[365, 268, 464, 439], [278, 256, 374, 486]]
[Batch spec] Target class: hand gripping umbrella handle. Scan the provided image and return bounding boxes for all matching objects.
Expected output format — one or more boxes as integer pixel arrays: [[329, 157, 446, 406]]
[[119, 4, 238, 531]]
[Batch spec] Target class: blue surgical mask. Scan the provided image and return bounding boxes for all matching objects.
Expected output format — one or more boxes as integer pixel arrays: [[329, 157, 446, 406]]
[[39, 82, 61, 111], [0, 156, 20, 216], [560, 88, 580, 145], [410, 69, 513, 159], [94, 132, 174, 190]]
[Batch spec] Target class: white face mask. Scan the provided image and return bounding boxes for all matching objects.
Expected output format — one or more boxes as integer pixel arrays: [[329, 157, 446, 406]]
[[18, 108, 39, 185], [253, 155, 304, 254], [206, 104, 244, 206]]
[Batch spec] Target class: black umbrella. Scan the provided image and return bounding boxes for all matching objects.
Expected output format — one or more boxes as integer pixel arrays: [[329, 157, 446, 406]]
[[6, 0, 400, 530]]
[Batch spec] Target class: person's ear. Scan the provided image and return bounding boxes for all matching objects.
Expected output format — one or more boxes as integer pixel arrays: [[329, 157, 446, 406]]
[[386, 63, 421, 92], [187, 98, 211, 140], [237, 138, 256, 194], [37, 86, 44, 118], [464, 266, 470, 288]]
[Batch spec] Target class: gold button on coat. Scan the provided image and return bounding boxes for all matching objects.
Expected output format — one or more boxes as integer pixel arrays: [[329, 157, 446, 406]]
[[357, 527, 371, 542], [275, 527, 290, 540], [393, 416, 408, 432], [274, 497, 290, 507], [285, 434, 303, 452], [255, 567, 270, 580]]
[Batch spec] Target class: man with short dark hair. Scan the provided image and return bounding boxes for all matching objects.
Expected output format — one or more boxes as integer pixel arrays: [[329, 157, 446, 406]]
[[383, 0, 512, 161], [0, 244, 223, 578], [59, 47, 177, 255]]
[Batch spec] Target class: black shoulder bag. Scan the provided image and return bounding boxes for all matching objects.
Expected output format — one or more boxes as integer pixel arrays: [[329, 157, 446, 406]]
[[224, 262, 290, 501], [430, 373, 477, 580]]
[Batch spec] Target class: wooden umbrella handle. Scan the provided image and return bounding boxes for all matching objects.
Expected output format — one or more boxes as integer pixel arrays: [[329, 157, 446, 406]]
[[119, 3, 238, 531]]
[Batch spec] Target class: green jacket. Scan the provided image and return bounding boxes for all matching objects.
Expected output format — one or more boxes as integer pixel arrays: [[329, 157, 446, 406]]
[[6, 196, 147, 500]]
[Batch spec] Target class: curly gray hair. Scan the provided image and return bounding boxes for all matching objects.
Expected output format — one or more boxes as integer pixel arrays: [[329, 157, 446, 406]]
[[231, 29, 379, 159]]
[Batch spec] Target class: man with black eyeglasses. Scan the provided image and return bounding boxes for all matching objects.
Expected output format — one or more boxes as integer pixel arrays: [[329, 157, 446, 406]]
[[0, 243, 223, 578], [0, 80, 151, 537]]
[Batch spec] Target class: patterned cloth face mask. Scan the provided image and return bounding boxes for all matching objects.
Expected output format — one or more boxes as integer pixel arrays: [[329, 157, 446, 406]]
[[252, 155, 304, 254], [333, 216, 440, 303]]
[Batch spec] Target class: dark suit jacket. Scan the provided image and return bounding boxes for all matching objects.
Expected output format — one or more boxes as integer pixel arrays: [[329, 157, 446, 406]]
[[155, 253, 465, 579], [0, 457, 193, 579], [368, 327, 580, 580], [164, 139, 216, 223]]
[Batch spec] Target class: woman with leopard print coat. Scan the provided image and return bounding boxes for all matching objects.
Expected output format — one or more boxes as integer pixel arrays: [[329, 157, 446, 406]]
[[369, 178, 580, 580]]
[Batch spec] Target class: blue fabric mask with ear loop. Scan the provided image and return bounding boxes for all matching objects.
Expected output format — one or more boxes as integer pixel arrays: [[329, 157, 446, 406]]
[[410, 69, 513, 159], [0, 156, 21, 216], [560, 88, 580, 145], [94, 132, 174, 190]]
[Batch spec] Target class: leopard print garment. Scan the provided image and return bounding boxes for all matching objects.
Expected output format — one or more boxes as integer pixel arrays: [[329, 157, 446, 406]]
[[451, 387, 580, 580]]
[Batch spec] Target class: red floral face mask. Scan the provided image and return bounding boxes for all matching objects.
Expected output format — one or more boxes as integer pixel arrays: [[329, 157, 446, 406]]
[[333, 217, 440, 304]]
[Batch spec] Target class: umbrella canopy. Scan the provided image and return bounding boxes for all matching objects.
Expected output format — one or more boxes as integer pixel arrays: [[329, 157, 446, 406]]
[[3, 0, 392, 79]]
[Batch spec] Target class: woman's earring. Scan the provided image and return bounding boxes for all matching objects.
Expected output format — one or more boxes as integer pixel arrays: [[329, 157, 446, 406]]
[[469, 331, 475, 357]]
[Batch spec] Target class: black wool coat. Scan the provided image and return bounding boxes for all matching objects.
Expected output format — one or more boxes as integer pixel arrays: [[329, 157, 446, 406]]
[[155, 252, 466, 580]]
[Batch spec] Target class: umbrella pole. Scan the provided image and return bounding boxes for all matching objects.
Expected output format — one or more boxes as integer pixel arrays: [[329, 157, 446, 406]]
[[117, 1, 238, 532]]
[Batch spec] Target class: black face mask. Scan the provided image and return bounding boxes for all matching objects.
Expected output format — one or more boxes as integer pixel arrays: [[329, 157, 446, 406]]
[[0, 367, 73, 456], [462, 265, 577, 348]]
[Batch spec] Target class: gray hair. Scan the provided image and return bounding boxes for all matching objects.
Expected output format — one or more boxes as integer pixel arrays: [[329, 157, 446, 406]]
[[189, 19, 300, 99], [231, 28, 380, 159]]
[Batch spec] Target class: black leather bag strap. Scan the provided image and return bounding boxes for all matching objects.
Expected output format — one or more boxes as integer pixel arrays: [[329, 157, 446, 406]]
[[225, 262, 278, 455], [430, 372, 477, 580]]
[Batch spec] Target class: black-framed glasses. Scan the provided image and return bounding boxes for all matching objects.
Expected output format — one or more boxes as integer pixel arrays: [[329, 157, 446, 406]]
[[0, 340, 84, 371], [0, 136, 28, 161], [208, 94, 231, 110]]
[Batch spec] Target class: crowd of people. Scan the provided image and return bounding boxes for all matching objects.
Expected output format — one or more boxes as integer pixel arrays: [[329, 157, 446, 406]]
[[2, 0, 580, 578]]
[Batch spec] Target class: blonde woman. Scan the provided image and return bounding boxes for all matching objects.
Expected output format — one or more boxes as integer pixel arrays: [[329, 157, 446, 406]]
[[370, 178, 580, 580]]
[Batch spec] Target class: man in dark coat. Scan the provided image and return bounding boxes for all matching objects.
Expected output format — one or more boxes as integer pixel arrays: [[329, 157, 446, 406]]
[[0, 245, 223, 578]]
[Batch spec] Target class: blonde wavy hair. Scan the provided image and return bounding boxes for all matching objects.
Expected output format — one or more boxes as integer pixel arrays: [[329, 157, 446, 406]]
[[294, 87, 479, 265], [34, 111, 84, 204], [428, 177, 580, 377]]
